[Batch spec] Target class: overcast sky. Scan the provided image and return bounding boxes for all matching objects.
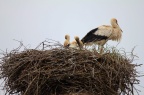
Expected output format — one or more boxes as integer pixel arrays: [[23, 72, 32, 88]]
[[0, 0, 144, 94]]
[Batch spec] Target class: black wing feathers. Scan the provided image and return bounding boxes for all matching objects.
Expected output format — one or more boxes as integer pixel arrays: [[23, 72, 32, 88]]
[[81, 28, 108, 43]]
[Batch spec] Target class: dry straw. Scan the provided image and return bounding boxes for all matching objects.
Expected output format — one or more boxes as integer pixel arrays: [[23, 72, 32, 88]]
[[0, 40, 141, 95]]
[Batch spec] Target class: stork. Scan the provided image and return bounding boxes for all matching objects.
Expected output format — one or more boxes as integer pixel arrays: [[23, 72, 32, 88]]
[[64, 35, 83, 49], [64, 34, 70, 48], [74, 36, 83, 49], [81, 18, 123, 54]]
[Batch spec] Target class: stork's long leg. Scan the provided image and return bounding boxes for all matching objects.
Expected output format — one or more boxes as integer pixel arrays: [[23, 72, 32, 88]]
[[97, 45, 103, 54], [98, 45, 101, 52], [100, 45, 104, 54], [99, 40, 108, 54]]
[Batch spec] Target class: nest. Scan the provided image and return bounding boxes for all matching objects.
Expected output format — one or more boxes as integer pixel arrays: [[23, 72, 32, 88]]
[[0, 40, 140, 95]]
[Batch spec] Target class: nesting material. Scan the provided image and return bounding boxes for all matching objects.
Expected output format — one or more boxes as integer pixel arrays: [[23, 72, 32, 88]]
[[0, 41, 140, 95]]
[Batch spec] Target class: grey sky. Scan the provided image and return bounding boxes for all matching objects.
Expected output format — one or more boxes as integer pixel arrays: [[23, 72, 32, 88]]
[[0, 0, 144, 94]]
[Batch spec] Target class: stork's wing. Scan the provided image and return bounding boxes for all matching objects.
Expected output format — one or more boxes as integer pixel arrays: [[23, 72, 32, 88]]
[[81, 26, 112, 43], [94, 25, 113, 37]]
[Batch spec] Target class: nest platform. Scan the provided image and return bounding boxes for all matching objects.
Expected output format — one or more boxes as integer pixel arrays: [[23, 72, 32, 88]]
[[0, 41, 140, 95]]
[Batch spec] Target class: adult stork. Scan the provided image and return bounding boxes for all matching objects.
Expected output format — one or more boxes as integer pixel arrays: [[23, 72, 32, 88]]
[[81, 18, 123, 54], [64, 35, 83, 49]]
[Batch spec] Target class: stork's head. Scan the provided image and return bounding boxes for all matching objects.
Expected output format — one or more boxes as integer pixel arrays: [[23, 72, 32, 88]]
[[74, 36, 80, 41], [111, 18, 123, 32], [65, 34, 70, 40], [111, 18, 118, 27]]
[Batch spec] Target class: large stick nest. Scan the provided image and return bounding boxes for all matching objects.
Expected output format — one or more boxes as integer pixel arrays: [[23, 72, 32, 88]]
[[0, 40, 140, 95]]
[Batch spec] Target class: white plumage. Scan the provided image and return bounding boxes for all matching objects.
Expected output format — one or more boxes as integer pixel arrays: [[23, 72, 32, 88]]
[[81, 18, 123, 53]]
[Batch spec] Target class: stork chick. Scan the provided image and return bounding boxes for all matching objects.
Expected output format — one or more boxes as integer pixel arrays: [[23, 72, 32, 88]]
[[63, 35, 83, 49], [74, 36, 83, 49], [64, 34, 70, 48], [81, 18, 123, 54]]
